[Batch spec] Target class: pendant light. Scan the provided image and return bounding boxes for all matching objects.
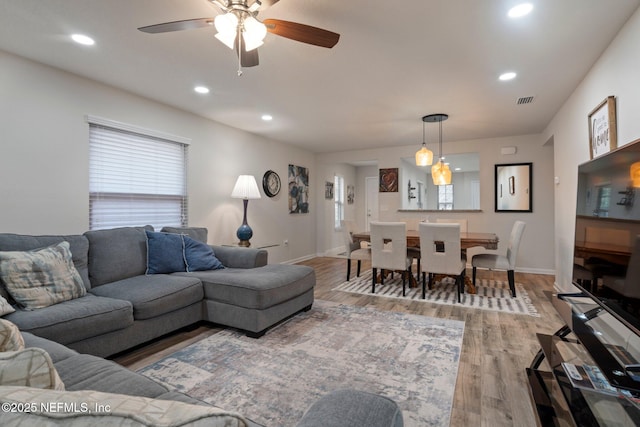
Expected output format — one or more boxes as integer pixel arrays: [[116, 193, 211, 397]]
[[415, 116, 434, 166], [631, 162, 640, 187], [425, 113, 451, 186]]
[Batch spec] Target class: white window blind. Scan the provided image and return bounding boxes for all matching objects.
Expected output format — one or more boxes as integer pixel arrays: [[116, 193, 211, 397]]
[[89, 121, 188, 230]]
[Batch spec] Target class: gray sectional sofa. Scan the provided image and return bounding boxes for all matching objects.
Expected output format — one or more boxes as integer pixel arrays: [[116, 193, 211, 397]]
[[0, 226, 315, 357], [0, 225, 404, 426]]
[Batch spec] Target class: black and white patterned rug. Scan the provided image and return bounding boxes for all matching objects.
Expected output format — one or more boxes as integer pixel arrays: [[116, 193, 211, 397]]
[[334, 270, 540, 317], [138, 300, 464, 426]]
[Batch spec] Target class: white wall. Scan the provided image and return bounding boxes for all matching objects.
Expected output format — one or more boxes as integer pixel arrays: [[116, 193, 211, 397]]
[[316, 133, 555, 274], [315, 163, 357, 255], [0, 50, 316, 264], [544, 8, 640, 291]]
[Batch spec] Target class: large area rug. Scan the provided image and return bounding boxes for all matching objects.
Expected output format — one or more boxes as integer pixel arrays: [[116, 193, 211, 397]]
[[138, 300, 464, 426], [333, 270, 540, 317]]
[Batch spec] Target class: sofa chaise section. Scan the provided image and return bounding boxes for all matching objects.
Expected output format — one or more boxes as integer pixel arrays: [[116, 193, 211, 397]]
[[183, 264, 315, 337], [163, 226, 316, 338]]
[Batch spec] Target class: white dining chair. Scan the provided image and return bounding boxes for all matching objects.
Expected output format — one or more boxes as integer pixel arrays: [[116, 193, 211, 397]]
[[419, 223, 466, 302], [341, 220, 371, 281], [435, 218, 468, 232], [370, 222, 412, 296], [402, 217, 429, 280], [472, 220, 526, 297]]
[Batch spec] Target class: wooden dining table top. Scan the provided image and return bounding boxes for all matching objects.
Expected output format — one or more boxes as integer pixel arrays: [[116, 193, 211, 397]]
[[352, 230, 500, 250], [574, 240, 631, 265]]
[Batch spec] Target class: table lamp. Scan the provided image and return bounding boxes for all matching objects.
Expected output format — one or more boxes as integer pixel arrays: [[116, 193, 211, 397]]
[[231, 175, 261, 247]]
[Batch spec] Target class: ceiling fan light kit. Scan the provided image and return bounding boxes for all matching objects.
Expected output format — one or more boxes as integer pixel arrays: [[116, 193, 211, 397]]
[[138, 0, 340, 76], [214, 12, 266, 52]]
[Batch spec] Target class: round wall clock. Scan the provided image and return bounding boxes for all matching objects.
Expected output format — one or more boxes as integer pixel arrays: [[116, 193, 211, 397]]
[[262, 170, 281, 197]]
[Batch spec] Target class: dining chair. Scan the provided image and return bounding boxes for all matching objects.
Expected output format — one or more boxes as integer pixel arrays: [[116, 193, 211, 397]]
[[340, 220, 371, 281], [370, 222, 412, 296], [583, 226, 629, 280], [402, 217, 429, 280], [471, 220, 526, 297], [602, 234, 640, 301], [435, 218, 468, 232], [418, 223, 466, 302]]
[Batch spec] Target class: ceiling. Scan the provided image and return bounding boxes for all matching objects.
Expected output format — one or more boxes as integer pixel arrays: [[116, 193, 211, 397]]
[[0, 0, 638, 153]]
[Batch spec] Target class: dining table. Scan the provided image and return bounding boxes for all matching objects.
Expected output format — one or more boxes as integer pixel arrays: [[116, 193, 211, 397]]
[[351, 230, 500, 294]]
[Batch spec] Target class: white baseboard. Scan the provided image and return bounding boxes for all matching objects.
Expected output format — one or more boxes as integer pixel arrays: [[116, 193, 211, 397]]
[[472, 266, 555, 276], [280, 254, 316, 265]]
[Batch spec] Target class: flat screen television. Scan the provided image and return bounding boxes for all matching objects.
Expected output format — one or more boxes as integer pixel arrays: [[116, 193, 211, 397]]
[[572, 137, 640, 330]]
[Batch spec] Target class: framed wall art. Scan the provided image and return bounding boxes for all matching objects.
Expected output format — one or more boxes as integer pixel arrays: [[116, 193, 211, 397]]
[[347, 185, 355, 204], [288, 164, 309, 214], [495, 163, 532, 212], [379, 168, 398, 192], [588, 96, 617, 159], [325, 181, 334, 199]]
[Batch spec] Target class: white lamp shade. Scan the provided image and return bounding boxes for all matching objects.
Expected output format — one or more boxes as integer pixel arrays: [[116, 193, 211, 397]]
[[242, 16, 267, 51], [215, 32, 236, 49], [231, 175, 262, 199], [215, 13, 238, 35], [215, 13, 238, 49]]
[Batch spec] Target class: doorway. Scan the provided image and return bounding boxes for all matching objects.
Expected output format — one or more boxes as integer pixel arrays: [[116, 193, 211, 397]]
[[365, 176, 379, 231]]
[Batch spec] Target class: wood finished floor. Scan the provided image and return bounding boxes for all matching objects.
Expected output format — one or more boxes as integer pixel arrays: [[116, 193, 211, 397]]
[[114, 257, 563, 427]]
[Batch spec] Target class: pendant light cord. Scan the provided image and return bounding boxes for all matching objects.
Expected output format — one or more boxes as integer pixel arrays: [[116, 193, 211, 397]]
[[438, 119, 443, 161]]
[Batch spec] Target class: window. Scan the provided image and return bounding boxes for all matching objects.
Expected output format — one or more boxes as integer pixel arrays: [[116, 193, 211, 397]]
[[438, 184, 454, 210], [88, 117, 189, 230], [595, 185, 611, 217], [334, 175, 344, 230]]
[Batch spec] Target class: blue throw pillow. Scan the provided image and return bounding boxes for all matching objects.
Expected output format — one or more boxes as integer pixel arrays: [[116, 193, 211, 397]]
[[184, 236, 224, 272], [145, 231, 186, 274]]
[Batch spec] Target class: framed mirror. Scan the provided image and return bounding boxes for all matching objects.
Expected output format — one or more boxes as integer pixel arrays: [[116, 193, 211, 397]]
[[495, 162, 532, 212], [400, 153, 480, 210]]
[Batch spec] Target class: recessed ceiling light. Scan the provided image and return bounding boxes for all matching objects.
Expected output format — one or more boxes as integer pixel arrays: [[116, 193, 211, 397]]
[[71, 34, 95, 46], [194, 86, 210, 94], [499, 72, 517, 81], [261, 114, 273, 121], [454, 167, 461, 171], [508, 3, 533, 18]]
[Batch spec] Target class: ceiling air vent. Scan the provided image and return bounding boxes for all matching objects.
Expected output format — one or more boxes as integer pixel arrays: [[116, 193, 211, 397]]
[[517, 96, 534, 105]]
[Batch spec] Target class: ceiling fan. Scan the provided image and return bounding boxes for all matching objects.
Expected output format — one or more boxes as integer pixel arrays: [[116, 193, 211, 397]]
[[138, 0, 340, 75]]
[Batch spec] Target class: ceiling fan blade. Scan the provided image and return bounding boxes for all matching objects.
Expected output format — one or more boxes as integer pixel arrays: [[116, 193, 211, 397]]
[[258, 0, 280, 10], [263, 19, 339, 48], [242, 49, 259, 67], [235, 39, 260, 67], [138, 18, 215, 34]]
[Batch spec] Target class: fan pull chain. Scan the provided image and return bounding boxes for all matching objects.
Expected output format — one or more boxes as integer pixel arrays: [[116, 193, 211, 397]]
[[237, 26, 243, 77]]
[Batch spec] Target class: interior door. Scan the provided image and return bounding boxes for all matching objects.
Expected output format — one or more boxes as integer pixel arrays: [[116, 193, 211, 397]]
[[365, 176, 379, 231]]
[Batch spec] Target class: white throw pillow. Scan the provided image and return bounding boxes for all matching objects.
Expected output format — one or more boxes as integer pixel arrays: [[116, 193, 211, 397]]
[[0, 348, 65, 390], [0, 318, 24, 352], [0, 294, 15, 316], [0, 241, 86, 309]]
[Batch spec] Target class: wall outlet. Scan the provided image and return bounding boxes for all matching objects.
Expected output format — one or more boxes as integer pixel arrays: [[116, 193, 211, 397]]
[[283, 239, 289, 246]]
